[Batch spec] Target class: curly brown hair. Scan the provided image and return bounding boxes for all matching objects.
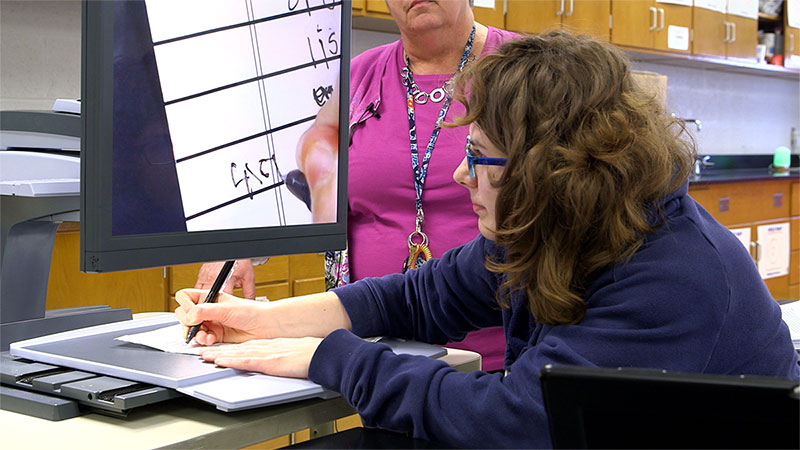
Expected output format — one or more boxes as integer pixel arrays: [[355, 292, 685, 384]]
[[449, 31, 695, 326]]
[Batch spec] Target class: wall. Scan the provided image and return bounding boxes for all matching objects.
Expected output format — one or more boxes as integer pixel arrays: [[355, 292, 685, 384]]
[[352, 28, 800, 157], [0, 0, 81, 111], [1, 2, 798, 157], [635, 61, 800, 156]]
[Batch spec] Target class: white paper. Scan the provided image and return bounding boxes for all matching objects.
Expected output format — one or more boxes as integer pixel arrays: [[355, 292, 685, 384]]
[[785, 55, 800, 70], [729, 227, 752, 252], [667, 25, 690, 50], [756, 222, 790, 279], [726, 0, 758, 19], [116, 323, 240, 355], [52, 98, 81, 114], [779, 301, 800, 347], [694, 0, 726, 13], [657, 0, 693, 6], [473, 0, 495, 8], [177, 372, 327, 411], [789, 0, 800, 28]]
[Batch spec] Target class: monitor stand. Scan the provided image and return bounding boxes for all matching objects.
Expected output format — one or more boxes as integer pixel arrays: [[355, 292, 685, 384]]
[[0, 196, 133, 419], [0, 121, 135, 419], [0, 195, 132, 352]]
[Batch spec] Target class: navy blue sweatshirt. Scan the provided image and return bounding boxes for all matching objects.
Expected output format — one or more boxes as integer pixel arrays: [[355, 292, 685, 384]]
[[309, 183, 800, 448]]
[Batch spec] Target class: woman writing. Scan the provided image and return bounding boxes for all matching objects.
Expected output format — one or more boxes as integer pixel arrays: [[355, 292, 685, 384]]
[[179, 31, 800, 448], [196, 0, 515, 371]]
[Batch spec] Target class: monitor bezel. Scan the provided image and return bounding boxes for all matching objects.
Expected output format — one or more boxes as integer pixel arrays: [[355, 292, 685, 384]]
[[80, 0, 350, 273]]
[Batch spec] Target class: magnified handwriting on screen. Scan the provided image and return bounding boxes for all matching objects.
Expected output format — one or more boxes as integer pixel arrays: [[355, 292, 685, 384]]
[[144, 0, 342, 232]]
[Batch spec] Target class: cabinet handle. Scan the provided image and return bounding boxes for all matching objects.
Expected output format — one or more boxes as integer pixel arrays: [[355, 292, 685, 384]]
[[751, 241, 762, 262], [790, 34, 795, 53], [649, 7, 657, 31], [723, 21, 730, 43], [749, 241, 757, 260], [565, 0, 574, 17], [556, 0, 564, 16], [730, 21, 736, 43], [657, 8, 665, 31]]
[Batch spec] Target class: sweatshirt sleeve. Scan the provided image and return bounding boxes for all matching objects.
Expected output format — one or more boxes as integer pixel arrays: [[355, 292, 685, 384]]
[[309, 237, 554, 448], [308, 328, 555, 449], [332, 236, 504, 343]]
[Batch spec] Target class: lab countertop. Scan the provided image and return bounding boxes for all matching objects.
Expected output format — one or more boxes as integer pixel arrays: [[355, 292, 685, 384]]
[[689, 167, 799, 185]]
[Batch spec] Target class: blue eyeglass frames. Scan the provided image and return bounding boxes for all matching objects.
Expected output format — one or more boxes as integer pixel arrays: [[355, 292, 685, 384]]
[[465, 135, 507, 179]]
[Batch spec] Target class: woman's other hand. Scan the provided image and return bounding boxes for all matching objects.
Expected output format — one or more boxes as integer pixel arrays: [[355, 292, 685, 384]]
[[199, 337, 323, 379], [195, 259, 256, 299]]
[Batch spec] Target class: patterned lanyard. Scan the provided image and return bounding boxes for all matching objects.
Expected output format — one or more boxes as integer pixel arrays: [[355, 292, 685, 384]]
[[400, 25, 475, 273]]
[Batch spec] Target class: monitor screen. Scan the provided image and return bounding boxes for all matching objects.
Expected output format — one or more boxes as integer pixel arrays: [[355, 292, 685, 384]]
[[81, 0, 350, 272]]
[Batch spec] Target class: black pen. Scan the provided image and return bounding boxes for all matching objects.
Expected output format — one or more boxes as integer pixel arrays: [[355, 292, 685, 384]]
[[185, 260, 236, 344]]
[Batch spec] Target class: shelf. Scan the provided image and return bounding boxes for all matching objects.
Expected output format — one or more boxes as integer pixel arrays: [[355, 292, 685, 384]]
[[624, 47, 800, 80], [758, 12, 781, 22]]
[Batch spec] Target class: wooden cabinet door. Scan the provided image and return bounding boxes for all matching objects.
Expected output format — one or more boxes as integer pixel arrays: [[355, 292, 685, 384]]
[[785, 26, 800, 62], [365, 0, 391, 17], [725, 15, 757, 60], [47, 224, 169, 313], [288, 253, 325, 296], [791, 182, 800, 300], [563, 0, 610, 40], [688, 180, 791, 227], [507, 0, 562, 34], [352, 0, 365, 15], [785, 0, 800, 61], [167, 256, 291, 305], [472, 0, 505, 29], [611, 0, 655, 49], [692, 7, 726, 57], [689, 179, 795, 301], [653, 3, 692, 53]]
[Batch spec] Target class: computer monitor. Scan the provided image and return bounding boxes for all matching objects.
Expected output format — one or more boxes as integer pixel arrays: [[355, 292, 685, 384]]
[[81, 0, 350, 272], [540, 364, 800, 449]]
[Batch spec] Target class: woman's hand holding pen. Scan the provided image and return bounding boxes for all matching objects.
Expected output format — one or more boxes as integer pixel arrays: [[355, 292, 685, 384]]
[[175, 288, 337, 379], [175, 288, 270, 345], [175, 288, 351, 378]]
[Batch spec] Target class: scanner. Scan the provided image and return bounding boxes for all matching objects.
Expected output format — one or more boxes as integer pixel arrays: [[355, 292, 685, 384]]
[[0, 110, 172, 420]]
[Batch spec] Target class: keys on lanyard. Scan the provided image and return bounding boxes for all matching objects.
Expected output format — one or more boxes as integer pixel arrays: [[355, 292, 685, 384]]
[[403, 210, 432, 273]]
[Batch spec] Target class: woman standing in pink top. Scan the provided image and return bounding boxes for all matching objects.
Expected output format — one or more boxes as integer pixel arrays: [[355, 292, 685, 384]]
[[197, 0, 516, 372]]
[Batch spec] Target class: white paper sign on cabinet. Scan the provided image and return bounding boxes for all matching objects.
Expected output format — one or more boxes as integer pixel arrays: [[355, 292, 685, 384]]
[[694, 0, 726, 13], [727, 0, 758, 19], [729, 227, 752, 253], [756, 222, 790, 279], [789, 0, 800, 29], [656, 0, 693, 6], [668, 25, 690, 50]]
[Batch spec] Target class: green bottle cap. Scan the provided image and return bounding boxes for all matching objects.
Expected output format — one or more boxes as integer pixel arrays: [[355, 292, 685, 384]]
[[773, 146, 791, 169]]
